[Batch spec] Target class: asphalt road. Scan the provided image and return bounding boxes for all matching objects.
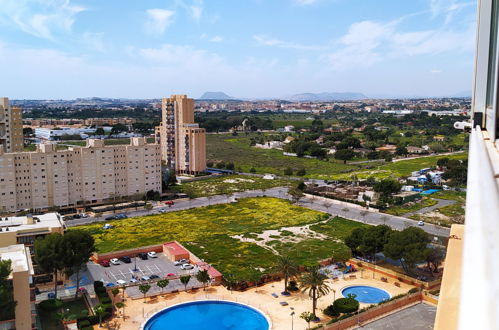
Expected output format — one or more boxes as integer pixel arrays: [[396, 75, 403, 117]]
[[66, 187, 450, 237]]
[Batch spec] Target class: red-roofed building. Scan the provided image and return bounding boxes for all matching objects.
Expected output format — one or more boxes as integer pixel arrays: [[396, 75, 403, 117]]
[[163, 241, 190, 261]]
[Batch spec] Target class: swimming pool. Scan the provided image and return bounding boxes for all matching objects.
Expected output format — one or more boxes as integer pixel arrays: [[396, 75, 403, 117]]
[[142, 300, 270, 330], [341, 285, 391, 304]]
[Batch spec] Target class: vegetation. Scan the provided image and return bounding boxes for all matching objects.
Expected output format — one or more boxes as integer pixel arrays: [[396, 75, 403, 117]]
[[274, 255, 299, 294], [0, 259, 16, 321], [138, 284, 151, 302], [180, 275, 191, 291], [300, 266, 331, 317], [196, 270, 211, 290], [332, 295, 360, 313]]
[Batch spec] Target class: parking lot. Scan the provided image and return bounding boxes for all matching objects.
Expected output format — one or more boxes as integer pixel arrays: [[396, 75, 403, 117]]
[[84, 253, 204, 298]]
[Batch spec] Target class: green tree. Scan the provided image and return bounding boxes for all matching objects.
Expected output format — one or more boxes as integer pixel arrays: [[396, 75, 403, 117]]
[[138, 284, 151, 303], [249, 167, 256, 173], [334, 149, 355, 162], [60, 230, 95, 300], [94, 304, 106, 327], [196, 270, 211, 290], [180, 275, 191, 291], [274, 255, 299, 294], [395, 146, 408, 156], [384, 227, 430, 274], [299, 266, 330, 317], [35, 233, 65, 298], [374, 179, 402, 197], [284, 167, 293, 176], [115, 302, 125, 318], [300, 311, 315, 329], [110, 288, 120, 309], [0, 259, 16, 321], [95, 127, 105, 136], [156, 279, 169, 295], [296, 168, 306, 176]]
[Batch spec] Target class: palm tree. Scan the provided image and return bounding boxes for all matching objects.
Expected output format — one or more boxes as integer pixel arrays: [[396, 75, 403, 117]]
[[299, 266, 330, 317], [300, 311, 315, 329], [115, 302, 125, 318], [180, 275, 191, 291], [196, 270, 211, 290], [94, 304, 106, 328], [274, 255, 299, 294]]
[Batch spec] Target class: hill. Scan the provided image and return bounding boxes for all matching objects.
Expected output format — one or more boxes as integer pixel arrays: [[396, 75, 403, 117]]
[[199, 91, 234, 100]]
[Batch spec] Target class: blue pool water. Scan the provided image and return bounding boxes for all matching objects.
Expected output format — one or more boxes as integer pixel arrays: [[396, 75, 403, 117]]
[[143, 301, 270, 330], [421, 189, 440, 195], [342, 286, 391, 304]]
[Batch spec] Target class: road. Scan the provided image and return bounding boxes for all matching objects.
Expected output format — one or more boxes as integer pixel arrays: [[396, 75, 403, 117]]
[[392, 150, 465, 163], [66, 187, 450, 237], [402, 198, 456, 218]]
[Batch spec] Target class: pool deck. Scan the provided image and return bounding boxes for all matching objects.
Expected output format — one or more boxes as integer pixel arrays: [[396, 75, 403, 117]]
[[107, 268, 414, 330]]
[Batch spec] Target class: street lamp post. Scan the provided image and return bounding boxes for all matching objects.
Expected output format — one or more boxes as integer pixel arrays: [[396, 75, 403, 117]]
[[291, 311, 295, 330]]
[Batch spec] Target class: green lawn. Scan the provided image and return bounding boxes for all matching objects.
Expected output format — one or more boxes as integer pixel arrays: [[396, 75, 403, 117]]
[[73, 197, 364, 280], [177, 175, 293, 198], [207, 134, 358, 177], [383, 198, 438, 216], [38, 298, 88, 330]]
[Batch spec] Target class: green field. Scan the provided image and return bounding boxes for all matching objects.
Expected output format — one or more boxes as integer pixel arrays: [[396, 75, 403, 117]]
[[207, 134, 358, 177], [73, 197, 364, 279], [177, 175, 293, 198], [383, 198, 438, 216]]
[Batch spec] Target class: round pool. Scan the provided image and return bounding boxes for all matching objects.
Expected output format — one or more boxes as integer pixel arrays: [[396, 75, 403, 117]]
[[341, 285, 391, 304], [143, 300, 270, 330]]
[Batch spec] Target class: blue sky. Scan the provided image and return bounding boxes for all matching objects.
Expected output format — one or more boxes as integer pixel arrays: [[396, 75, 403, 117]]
[[0, 0, 476, 99]]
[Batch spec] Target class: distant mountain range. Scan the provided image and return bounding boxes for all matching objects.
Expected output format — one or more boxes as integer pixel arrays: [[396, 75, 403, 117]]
[[285, 92, 368, 102], [198, 91, 234, 100]]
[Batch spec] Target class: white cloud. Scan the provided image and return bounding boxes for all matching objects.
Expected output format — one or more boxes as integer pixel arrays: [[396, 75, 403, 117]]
[[253, 34, 325, 50], [144, 9, 175, 35], [81, 32, 106, 52], [430, 0, 474, 24], [138, 44, 225, 69], [190, 6, 203, 21], [0, 0, 85, 40], [209, 36, 224, 43]]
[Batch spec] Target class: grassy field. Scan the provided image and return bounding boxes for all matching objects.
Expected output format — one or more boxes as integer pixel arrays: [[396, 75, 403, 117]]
[[329, 152, 468, 180], [207, 134, 358, 177], [177, 175, 293, 198], [73, 197, 364, 280], [383, 198, 438, 216], [408, 191, 467, 226]]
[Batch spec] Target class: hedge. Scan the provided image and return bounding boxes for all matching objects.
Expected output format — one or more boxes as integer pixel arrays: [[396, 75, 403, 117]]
[[323, 305, 340, 317], [333, 297, 359, 314], [38, 299, 64, 311]]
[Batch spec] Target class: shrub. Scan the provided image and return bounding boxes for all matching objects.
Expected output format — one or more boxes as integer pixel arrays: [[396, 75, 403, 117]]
[[408, 287, 419, 294], [95, 287, 107, 295], [100, 297, 111, 304], [93, 280, 104, 289], [333, 297, 359, 314], [39, 298, 64, 311], [78, 320, 90, 329], [87, 315, 99, 325], [81, 327, 94, 330], [323, 305, 339, 317]]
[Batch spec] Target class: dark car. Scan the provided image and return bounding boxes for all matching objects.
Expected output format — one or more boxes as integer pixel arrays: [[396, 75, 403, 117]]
[[105, 215, 116, 220], [138, 253, 148, 260], [149, 274, 160, 279], [119, 256, 131, 263], [100, 260, 110, 267], [116, 214, 128, 219]]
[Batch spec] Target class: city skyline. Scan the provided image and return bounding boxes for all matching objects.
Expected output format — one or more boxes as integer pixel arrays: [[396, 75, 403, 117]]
[[0, 0, 475, 99]]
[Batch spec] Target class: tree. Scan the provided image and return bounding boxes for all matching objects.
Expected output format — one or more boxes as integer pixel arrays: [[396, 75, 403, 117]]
[[300, 266, 330, 317], [296, 168, 306, 176], [396, 146, 408, 156], [249, 272, 262, 292], [334, 149, 355, 162], [60, 230, 95, 300], [274, 255, 299, 294], [284, 167, 293, 176], [249, 167, 256, 173], [437, 157, 449, 168], [157, 279, 169, 295], [180, 275, 191, 291], [95, 127, 105, 136], [288, 186, 304, 203], [384, 227, 430, 273], [0, 259, 16, 321], [111, 123, 128, 135], [115, 302, 125, 318], [35, 233, 65, 298], [300, 311, 315, 329], [94, 304, 106, 327], [196, 270, 211, 290], [374, 179, 401, 197], [138, 284, 151, 303], [424, 247, 445, 273], [110, 288, 120, 309]]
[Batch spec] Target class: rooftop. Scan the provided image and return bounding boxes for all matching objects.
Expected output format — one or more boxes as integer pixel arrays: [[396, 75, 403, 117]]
[[0, 244, 34, 276], [0, 212, 64, 234]]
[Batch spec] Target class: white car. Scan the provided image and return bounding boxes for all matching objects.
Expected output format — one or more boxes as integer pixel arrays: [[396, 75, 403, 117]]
[[130, 278, 138, 283], [180, 263, 194, 270], [110, 258, 120, 265], [116, 279, 126, 285], [147, 251, 158, 258], [418, 221, 425, 226], [141, 276, 151, 281]]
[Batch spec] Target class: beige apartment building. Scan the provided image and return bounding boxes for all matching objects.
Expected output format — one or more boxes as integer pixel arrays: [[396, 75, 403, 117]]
[[0, 137, 161, 212], [158, 94, 206, 174], [0, 244, 35, 330], [0, 97, 23, 153]]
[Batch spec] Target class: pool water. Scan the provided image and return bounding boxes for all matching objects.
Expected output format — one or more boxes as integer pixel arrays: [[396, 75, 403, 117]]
[[143, 301, 270, 330], [342, 285, 391, 304]]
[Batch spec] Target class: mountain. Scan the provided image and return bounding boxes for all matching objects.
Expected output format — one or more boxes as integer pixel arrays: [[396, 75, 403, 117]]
[[286, 92, 367, 102], [198, 91, 234, 100]]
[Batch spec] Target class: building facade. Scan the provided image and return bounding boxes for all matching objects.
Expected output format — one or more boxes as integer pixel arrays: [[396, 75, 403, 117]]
[[158, 95, 206, 175], [0, 97, 23, 153], [0, 137, 161, 212]]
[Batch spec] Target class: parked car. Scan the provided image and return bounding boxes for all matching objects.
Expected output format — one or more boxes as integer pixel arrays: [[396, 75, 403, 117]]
[[166, 273, 175, 277], [120, 256, 131, 263], [80, 213, 88, 218], [105, 283, 115, 287], [100, 260, 110, 267], [110, 258, 120, 265], [179, 258, 188, 263], [164, 200, 175, 206], [130, 278, 138, 284], [138, 253, 148, 260], [418, 221, 425, 226], [116, 214, 128, 219], [105, 215, 116, 220], [149, 275, 160, 279], [174, 260, 183, 266], [158, 208, 167, 213], [180, 264, 194, 270], [141, 276, 151, 281], [147, 251, 158, 258], [116, 279, 126, 285]]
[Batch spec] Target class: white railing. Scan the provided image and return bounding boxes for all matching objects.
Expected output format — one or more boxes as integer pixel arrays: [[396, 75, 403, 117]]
[[459, 127, 499, 330]]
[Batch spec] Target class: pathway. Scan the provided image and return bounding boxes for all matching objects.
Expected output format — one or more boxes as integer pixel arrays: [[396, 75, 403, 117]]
[[402, 198, 456, 218]]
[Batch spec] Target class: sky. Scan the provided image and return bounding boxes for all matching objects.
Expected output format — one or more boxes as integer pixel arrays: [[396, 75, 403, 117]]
[[0, 0, 476, 99]]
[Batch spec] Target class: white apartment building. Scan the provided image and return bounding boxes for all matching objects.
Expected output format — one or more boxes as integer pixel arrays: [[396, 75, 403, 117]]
[[0, 137, 161, 212], [0, 97, 23, 153]]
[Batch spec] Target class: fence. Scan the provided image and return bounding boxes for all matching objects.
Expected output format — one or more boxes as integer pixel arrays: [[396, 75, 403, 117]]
[[318, 293, 423, 330]]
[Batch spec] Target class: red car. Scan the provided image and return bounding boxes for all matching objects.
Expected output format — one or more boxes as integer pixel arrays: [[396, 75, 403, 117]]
[[164, 200, 175, 206], [100, 260, 110, 267]]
